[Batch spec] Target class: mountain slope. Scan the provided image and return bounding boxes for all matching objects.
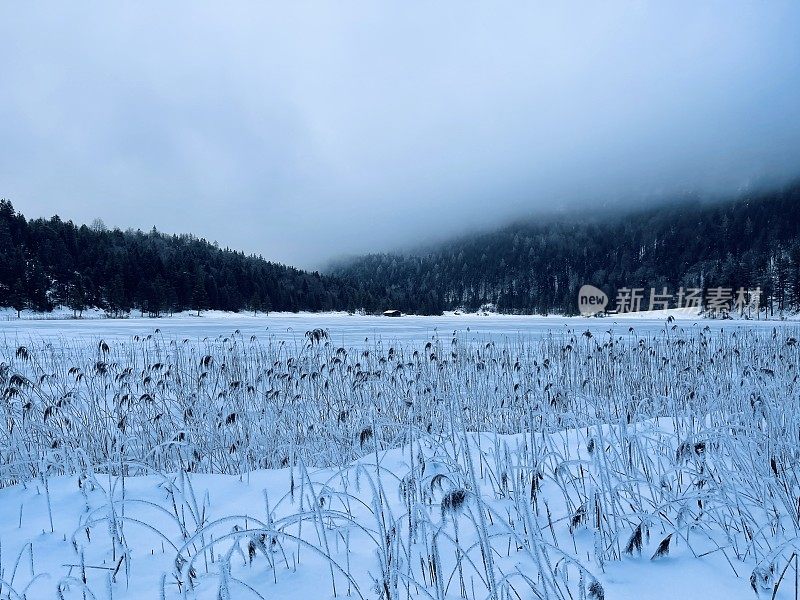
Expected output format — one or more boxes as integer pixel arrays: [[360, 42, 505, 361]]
[[332, 183, 800, 315], [0, 200, 362, 316]]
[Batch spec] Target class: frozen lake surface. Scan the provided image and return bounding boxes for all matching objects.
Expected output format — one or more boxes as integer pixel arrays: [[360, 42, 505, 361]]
[[1, 310, 796, 347]]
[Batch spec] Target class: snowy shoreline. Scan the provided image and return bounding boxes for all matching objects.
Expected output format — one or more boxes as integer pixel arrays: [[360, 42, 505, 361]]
[[2, 307, 798, 348]]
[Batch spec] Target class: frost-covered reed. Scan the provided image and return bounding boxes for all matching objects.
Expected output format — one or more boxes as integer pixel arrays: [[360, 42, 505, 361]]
[[0, 323, 799, 598]]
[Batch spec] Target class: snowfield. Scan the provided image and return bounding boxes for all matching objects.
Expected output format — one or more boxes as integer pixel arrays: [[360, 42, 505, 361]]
[[0, 307, 788, 347], [0, 315, 799, 599]]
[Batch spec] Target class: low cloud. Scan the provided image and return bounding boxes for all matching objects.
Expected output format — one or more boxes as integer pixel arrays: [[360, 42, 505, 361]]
[[2, 2, 800, 268]]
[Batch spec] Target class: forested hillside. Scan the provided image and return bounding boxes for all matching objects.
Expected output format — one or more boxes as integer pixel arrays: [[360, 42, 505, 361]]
[[333, 183, 800, 315], [4, 183, 800, 318], [0, 200, 360, 316]]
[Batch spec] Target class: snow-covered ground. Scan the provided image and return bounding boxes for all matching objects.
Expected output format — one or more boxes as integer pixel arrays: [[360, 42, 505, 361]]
[[0, 307, 792, 347], [0, 425, 763, 600], [1, 316, 799, 599]]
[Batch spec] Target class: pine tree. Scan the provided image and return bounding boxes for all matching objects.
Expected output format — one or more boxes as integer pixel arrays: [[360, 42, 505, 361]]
[[67, 278, 87, 318], [192, 272, 209, 316], [250, 290, 262, 316], [9, 278, 25, 318], [107, 275, 127, 317]]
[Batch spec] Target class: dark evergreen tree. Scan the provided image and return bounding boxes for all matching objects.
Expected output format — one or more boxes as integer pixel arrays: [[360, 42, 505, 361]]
[[106, 274, 128, 317], [8, 277, 25, 318], [192, 272, 209, 316], [250, 290, 263, 316], [67, 276, 87, 318]]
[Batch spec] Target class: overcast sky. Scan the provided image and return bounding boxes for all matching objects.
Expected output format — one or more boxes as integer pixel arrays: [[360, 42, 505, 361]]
[[2, 2, 800, 269]]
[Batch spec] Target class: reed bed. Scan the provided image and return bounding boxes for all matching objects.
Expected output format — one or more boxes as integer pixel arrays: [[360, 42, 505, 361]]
[[0, 323, 798, 598]]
